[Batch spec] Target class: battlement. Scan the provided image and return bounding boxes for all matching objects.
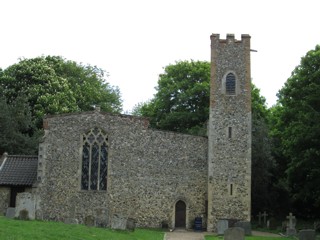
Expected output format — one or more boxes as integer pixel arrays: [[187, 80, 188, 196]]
[[210, 33, 250, 43]]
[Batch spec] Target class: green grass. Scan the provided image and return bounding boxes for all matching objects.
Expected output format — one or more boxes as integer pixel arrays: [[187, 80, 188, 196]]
[[205, 236, 292, 240], [0, 216, 164, 240]]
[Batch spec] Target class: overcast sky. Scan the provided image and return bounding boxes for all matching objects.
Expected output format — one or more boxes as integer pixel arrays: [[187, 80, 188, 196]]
[[1, 0, 319, 112]]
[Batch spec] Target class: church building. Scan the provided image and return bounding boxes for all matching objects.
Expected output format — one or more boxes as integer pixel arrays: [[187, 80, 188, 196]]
[[0, 34, 252, 231]]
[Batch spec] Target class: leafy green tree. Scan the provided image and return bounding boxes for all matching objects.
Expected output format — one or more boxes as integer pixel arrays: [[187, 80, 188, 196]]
[[0, 56, 122, 129], [0, 95, 39, 155], [274, 45, 320, 217], [251, 85, 274, 215], [133, 60, 210, 135]]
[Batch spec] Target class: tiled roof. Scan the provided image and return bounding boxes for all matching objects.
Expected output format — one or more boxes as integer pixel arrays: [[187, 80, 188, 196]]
[[0, 154, 38, 186]]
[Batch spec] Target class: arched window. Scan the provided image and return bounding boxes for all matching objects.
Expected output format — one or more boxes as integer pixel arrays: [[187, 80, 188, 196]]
[[226, 73, 236, 95], [81, 127, 108, 191]]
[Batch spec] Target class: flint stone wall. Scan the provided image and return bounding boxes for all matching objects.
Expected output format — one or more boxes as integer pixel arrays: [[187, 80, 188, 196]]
[[36, 111, 208, 228], [0, 187, 10, 215], [207, 34, 252, 231]]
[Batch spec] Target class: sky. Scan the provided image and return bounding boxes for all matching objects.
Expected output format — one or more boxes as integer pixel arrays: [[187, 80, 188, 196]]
[[1, 0, 320, 112]]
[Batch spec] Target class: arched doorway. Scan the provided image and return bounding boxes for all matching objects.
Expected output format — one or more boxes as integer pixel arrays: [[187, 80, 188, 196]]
[[175, 200, 186, 228]]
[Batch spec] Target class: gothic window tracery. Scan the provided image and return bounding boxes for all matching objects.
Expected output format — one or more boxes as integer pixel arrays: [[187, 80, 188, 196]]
[[81, 127, 108, 190]]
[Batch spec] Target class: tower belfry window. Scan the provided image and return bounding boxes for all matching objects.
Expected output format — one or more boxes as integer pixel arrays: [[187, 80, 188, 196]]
[[226, 73, 236, 95]]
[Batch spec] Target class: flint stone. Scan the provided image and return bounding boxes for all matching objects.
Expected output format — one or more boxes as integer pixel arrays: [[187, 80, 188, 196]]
[[6, 207, 15, 219], [234, 221, 252, 235], [224, 227, 245, 240], [217, 219, 228, 235], [298, 229, 315, 240]]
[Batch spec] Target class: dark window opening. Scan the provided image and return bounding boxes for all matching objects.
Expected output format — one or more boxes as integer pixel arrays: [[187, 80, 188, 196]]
[[228, 127, 232, 138], [81, 127, 108, 191], [226, 73, 236, 95]]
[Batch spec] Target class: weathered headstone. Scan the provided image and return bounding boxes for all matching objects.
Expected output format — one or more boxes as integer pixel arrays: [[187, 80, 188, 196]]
[[84, 215, 95, 227], [224, 227, 245, 240], [111, 214, 127, 230], [126, 218, 136, 231], [234, 221, 252, 235], [262, 211, 268, 227], [5, 207, 15, 219], [217, 219, 229, 235], [19, 209, 29, 220], [257, 212, 262, 227], [95, 208, 108, 228], [15, 192, 35, 220], [268, 218, 278, 230], [286, 212, 297, 236], [64, 218, 79, 224], [298, 229, 315, 240]]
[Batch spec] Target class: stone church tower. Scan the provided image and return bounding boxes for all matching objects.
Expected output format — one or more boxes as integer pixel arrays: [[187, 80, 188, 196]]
[[207, 34, 252, 231]]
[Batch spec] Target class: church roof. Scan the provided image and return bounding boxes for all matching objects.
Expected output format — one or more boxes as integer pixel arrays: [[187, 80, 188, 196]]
[[0, 154, 38, 186]]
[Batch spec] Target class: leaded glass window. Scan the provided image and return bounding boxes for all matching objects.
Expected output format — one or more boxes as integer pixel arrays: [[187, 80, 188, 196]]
[[81, 127, 108, 190], [226, 73, 236, 95]]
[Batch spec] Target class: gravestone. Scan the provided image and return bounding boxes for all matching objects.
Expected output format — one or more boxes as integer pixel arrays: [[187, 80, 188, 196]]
[[5, 207, 15, 219], [224, 227, 245, 240], [111, 214, 127, 230], [262, 211, 268, 227], [298, 229, 315, 240], [64, 218, 79, 224], [19, 209, 29, 220], [268, 217, 278, 230], [95, 208, 108, 228], [15, 192, 35, 220], [257, 212, 262, 227], [217, 219, 228, 235], [234, 221, 252, 235], [126, 218, 136, 231], [286, 213, 297, 236], [84, 215, 95, 227]]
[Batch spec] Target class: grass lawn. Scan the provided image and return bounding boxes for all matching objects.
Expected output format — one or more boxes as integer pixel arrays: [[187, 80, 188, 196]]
[[205, 236, 292, 240], [0, 216, 164, 240]]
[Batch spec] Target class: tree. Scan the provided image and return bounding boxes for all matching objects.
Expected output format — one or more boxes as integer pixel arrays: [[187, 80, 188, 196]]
[[251, 85, 274, 215], [0, 56, 122, 129], [274, 45, 320, 217], [132, 60, 210, 135], [0, 94, 39, 155]]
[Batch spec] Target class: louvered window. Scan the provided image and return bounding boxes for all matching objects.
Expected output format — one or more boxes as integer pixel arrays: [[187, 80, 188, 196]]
[[81, 127, 108, 190], [226, 73, 236, 95]]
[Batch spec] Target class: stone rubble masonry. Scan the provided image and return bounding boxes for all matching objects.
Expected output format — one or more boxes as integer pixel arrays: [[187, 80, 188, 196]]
[[35, 111, 208, 229], [207, 34, 252, 231]]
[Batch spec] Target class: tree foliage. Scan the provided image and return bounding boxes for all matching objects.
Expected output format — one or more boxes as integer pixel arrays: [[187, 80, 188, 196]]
[[251, 85, 274, 215], [133, 60, 210, 135], [0, 56, 122, 128], [0, 94, 39, 155], [273, 45, 320, 217]]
